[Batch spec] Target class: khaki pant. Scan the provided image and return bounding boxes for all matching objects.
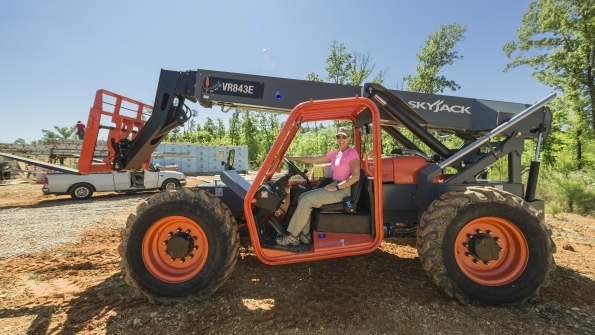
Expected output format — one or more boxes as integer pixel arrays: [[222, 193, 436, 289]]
[[286, 186, 351, 236]]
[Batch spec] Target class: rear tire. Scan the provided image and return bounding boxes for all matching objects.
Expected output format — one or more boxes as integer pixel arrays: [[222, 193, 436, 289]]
[[70, 183, 93, 200], [119, 188, 239, 303], [417, 186, 556, 305]]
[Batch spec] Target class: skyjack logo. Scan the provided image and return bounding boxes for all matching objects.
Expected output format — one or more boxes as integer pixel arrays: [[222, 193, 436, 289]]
[[408, 100, 471, 114]]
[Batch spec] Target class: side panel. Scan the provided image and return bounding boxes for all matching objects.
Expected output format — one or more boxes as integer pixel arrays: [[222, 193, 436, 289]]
[[144, 171, 159, 188], [46, 173, 116, 193], [381, 184, 418, 225], [113, 172, 132, 191]]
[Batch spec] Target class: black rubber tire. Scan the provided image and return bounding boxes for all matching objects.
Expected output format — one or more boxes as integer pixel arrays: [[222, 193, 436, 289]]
[[160, 179, 180, 191], [119, 188, 239, 304], [416, 186, 556, 305], [69, 183, 94, 200]]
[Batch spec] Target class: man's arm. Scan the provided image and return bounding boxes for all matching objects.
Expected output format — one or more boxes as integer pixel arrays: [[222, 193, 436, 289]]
[[337, 159, 360, 190]]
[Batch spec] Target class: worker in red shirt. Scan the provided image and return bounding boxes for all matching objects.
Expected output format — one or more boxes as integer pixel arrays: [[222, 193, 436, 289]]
[[76, 121, 86, 140]]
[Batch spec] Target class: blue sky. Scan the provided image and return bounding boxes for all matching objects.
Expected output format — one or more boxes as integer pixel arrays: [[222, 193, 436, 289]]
[[0, 0, 551, 144]]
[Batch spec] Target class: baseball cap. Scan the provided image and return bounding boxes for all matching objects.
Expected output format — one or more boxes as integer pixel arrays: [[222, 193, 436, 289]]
[[336, 127, 350, 137]]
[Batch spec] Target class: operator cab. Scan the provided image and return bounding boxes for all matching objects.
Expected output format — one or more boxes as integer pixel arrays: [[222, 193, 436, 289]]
[[223, 97, 385, 264]]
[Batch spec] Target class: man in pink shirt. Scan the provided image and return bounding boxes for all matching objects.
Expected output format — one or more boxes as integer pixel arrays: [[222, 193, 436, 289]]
[[75, 121, 86, 140], [277, 127, 361, 246]]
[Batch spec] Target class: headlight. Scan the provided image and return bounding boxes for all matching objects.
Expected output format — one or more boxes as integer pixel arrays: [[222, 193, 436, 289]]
[[180, 174, 185, 179]]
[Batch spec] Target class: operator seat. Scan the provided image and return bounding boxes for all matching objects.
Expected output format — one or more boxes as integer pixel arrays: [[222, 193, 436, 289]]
[[317, 168, 366, 212], [313, 169, 374, 235]]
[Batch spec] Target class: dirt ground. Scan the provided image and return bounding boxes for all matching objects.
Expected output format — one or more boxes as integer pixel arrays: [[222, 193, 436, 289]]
[[0, 178, 594, 334]]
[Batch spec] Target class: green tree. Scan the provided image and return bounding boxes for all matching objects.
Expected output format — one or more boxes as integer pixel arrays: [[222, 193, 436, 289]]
[[203, 117, 216, 137], [256, 112, 280, 162], [403, 23, 467, 94], [350, 50, 389, 86], [240, 110, 260, 166], [324, 40, 352, 85], [306, 72, 323, 82], [228, 110, 241, 145], [41, 126, 77, 140], [13, 138, 26, 144], [216, 117, 226, 140], [503, 0, 595, 170], [307, 40, 388, 85], [504, 0, 595, 130]]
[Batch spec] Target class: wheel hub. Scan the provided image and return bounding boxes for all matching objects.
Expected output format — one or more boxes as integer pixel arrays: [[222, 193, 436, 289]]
[[164, 232, 195, 259], [468, 233, 501, 262]]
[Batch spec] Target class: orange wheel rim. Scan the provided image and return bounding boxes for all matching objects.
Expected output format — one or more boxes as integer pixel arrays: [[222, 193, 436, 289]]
[[454, 217, 528, 286], [142, 216, 209, 283]]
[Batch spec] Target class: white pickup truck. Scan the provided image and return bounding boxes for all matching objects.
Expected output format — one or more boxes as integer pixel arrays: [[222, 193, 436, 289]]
[[42, 164, 186, 200]]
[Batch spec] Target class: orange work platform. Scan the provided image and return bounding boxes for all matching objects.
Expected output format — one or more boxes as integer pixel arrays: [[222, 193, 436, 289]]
[[78, 90, 153, 174]]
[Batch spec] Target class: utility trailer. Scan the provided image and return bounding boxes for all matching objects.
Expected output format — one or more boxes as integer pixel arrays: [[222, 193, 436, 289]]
[[79, 69, 556, 305]]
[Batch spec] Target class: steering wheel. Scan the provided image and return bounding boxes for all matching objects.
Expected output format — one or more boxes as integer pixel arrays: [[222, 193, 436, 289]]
[[363, 150, 374, 177], [283, 157, 311, 189]]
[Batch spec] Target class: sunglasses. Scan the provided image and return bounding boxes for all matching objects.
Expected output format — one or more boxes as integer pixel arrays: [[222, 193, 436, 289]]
[[335, 135, 348, 139]]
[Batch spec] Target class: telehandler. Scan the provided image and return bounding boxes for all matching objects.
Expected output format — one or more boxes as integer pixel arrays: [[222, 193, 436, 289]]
[[78, 69, 556, 305]]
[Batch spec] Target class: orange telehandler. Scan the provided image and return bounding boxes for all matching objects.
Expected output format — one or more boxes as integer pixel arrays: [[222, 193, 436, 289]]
[[78, 69, 556, 305]]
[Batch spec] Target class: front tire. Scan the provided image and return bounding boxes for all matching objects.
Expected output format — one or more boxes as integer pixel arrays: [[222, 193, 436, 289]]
[[161, 179, 180, 191], [417, 186, 556, 305], [70, 183, 93, 200], [119, 188, 239, 303]]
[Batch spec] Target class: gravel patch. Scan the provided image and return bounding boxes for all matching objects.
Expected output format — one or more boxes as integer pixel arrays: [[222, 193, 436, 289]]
[[0, 195, 146, 259]]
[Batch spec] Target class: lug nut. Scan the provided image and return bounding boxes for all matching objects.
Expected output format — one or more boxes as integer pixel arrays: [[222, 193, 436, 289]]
[[463, 242, 469, 247], [180, 258, 185, 263], [186, 229, 191, 234], [495, 237, 501, 242], [473, 259, 479, 264], [188, 254, 194, 259], [163, 251, 168, 255], [193, 236, 197, 241], [467, 234, 473, 239], [484, 261, 490, 265], [487, 230, 492, 235], [499, 247, 503, 252], [193, 246, 198, 250], [465, 252, 471, 257], [163, 240, 168, 245], [170, 258, 175, 262], [476, 229, 482, 234], [168, 232, 173, 237], [176, 228, 181, 232]]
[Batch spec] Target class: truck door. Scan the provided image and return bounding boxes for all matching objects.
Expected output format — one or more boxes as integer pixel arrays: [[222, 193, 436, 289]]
[[113, 171, 132, 191], [144, 170, 159, 188]]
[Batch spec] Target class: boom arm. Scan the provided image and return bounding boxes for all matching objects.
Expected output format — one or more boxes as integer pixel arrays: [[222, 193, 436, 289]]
[[79, 69, 552, 173]]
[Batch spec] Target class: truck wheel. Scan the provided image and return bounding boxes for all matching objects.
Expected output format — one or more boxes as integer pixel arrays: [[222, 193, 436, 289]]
[[70, 183, 94, 200], [417, 186, 556, 305], [161, 179, 180, 190], [119, 188, 239, 303]]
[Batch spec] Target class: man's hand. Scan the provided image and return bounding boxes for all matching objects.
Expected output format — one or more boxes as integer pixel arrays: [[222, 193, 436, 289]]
[[324, 184, 338, 192]]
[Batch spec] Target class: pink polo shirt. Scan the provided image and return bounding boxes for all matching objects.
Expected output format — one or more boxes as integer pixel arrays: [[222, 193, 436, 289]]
[[325, 148, 360, 182]]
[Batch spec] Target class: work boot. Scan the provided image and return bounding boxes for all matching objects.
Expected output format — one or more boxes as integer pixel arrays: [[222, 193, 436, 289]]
[[298, 232, 312, 245], [276, 234, 299, 246]]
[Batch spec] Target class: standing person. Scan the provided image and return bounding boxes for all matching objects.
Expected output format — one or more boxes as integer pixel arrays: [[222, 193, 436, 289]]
[[76, 121, 86, 140], [276, 127, 361, 246]]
